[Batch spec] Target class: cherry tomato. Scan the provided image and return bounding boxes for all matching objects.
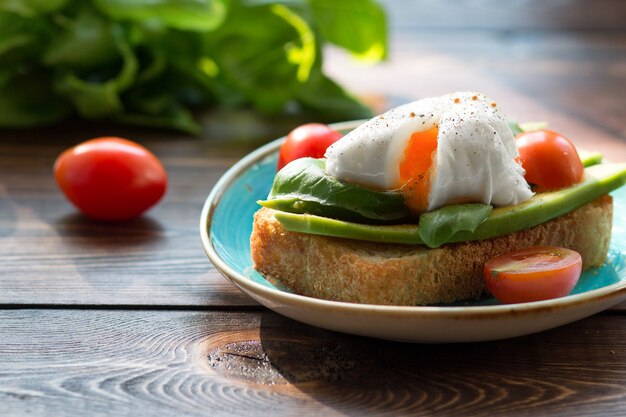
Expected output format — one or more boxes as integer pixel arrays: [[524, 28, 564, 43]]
[[484, 246, 582, 304], [277, 123, 342, 170], [516, 129, 584, 189], [54, 137, 167, 221]]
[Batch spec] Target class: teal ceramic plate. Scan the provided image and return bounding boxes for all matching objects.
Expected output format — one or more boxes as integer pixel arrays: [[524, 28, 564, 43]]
[[200, 121, 626, 343]]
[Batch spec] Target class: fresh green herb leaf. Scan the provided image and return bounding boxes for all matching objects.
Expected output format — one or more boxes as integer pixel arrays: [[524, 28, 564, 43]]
[[418, 203, 493, 248], [0, 0, 69, 17], [93, 0, 227, 31], [260, 157, 409, 222], [0, 71, 71, 127], [0, 0, 387, 133], [296, 70, 372, 121], [309, 0, 387, 61], [274, 164, 626, 246], [43, 8, 118, 68], [579, 150, 603, 167], [53, 24, 138, 118]]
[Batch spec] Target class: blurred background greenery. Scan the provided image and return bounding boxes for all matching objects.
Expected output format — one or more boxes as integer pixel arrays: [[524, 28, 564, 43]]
[[0, 0, 387, 135], [3, 0, 626, 146]]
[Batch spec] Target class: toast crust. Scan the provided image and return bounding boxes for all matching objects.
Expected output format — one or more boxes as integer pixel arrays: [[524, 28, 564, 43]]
[[250, 196, 613, 305]]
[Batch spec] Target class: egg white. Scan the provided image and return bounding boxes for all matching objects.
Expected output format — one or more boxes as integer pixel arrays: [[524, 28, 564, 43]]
[[324, 92, 533, 212]]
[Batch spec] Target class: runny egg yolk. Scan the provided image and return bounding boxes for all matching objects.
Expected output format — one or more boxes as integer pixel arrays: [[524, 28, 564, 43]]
[[397, 126, 438, 213]]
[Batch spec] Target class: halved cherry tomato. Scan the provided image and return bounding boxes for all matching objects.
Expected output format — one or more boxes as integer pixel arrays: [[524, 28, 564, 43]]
[[516, 129, 584, 189], [277, 123, 342, 170], [484, 246, 582, 304], [54, 137, 167, 221]]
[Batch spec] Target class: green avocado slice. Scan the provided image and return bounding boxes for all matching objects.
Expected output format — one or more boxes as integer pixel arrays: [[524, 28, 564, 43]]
[[262, 152, 602, 225], [259, 157, 408, 223], [273, 163, 626, 247], [579, 150, 603, 167]]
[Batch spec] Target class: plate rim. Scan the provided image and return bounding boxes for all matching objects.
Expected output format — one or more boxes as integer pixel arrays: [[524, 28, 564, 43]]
[[200, 120, 626, 319]]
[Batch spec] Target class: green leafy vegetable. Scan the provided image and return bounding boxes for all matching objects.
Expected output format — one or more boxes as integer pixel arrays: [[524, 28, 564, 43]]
[[309, 0, 387, 61], [0, 0, 387, 133], [0, 0, 69, 17], [509, 120, 548, 136], [93, 0, 227, 31], [0, 72, 71, 127], [259, 157, 409, 222], [579, 150, 602, 167], [417, 204, 492, 248], [53, 23, 138, 118], [274, 210, 423, 244], [274, 162, 626, 247]]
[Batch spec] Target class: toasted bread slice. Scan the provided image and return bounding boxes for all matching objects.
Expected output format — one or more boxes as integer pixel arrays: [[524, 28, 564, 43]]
[[250, 196, 613, 305]]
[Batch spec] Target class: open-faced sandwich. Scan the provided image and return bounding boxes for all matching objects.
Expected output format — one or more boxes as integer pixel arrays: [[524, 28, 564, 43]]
[[250, 92, 626, 305]]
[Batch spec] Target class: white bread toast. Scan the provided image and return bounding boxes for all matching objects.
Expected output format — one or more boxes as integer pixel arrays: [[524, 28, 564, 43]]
[[250, 196, 613, 305]]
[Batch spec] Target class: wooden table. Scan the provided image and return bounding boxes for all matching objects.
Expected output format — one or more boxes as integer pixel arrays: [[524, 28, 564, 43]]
[[2, 1, 626, 415]]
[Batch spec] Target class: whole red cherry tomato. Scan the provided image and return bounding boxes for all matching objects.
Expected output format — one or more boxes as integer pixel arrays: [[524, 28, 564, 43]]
[[277, 123, 342, 170], [484, 246, 582, 304], [516, 129, 584, 188], [54, 137, 167, 221]]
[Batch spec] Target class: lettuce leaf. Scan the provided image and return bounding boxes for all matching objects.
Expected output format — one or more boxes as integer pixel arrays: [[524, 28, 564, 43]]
[[0, 0, 387, 133], [94, 0, 227, 31]]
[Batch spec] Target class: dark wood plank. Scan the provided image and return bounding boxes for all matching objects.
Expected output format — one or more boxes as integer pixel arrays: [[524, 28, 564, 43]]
[[330, 3, 626, 308], [399, 31, 626, 144], [328, 34, 626, 159], [610, 301, 626, 312], [2, 132, 624, 310], [329, 2, 626, 155], [383, 0, 626, 31], [0, 137, 259, 307], [2, 1, 626, 309], [1, 309, 625, 416]]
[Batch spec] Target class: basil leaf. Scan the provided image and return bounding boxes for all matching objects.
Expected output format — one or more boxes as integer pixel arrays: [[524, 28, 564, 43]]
[[0, 0, 387, 133], [203, 3, 308, 114], [94, 0, 227, 32], [296, 70, 372, 121], [54, 24, 138, 118], [260, 158, 409, 222], [310, 0, 387, 61], [418, 203, 492, 248], [43, 8, 118, 68], [0, 71, 70, 127], [1, 0, 68, 17]]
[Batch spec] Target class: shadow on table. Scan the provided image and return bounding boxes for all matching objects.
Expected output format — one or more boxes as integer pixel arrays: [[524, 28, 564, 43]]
[[50, 213, 168, 293], [53, 213, 165, 248], [257, 312, 620, 415], [0, 187, 18, 237]]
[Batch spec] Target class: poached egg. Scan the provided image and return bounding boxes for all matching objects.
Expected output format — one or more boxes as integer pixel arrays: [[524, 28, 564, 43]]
[[324, 92, 533, 214]]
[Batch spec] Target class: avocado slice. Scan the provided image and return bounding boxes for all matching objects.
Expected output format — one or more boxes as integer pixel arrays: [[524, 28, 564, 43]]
[[273, 163, 626, 247], [259, 157, 409, 223], [262, 152, 602, 226], [579, 150, 603, 167]]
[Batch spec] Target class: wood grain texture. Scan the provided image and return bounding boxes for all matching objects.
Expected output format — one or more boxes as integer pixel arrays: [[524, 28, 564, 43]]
[[1, 309, 625, 417], [0, 2, 626, 415], [332, 2, 626, 156], [0, 139, 258, 307], [382, 0, 626, 31], [1, 1, 626, 308], [2, 135, 624, 310]]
